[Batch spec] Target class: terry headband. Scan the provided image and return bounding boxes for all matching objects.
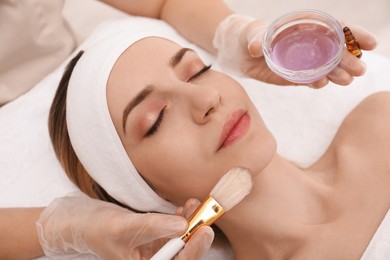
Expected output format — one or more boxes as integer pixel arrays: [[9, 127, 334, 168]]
[[66, 27, 177, 214]]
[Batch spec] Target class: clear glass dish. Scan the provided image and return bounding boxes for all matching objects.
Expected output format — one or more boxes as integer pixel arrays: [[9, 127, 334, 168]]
[[263, 9, 344, 83]]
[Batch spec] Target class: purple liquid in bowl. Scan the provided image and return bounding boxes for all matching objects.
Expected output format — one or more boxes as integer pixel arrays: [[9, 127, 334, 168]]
[[270, 23, 339, 71]]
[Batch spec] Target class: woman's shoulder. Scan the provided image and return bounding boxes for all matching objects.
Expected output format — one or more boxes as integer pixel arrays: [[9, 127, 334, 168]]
[[309, 91, 390, 172], [341, 91, 390, 135], [354, 91, 390, 115], [332, 90, 390, 160]]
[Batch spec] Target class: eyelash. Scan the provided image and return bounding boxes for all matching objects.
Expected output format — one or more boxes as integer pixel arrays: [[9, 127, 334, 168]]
[[145, 64, 212, 137], [145, 106, 166, 137], [187, 64, 212, 82]]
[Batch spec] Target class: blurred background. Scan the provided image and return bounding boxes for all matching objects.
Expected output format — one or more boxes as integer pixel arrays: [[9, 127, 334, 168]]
[[64, 0, 390, 58]]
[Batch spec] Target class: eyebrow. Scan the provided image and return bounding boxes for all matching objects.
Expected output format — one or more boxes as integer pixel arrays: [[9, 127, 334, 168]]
[[122, 48, 194, 134], [122, 85, 154, 134], [170, 48, 194, 67]]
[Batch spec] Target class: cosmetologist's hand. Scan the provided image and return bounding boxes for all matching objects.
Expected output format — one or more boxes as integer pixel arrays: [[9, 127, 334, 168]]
[[36, 192, 214, 259], [213, 14, 377, 88]]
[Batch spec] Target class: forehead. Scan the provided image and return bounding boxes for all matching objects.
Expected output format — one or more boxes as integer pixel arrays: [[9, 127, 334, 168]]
[[107, 37, 181, 90], [109, 37, 177, 87], [117, 36, 181, 67]]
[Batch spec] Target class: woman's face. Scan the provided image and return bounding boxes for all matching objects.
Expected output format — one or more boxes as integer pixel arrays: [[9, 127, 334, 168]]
[[107, 37, 276, 205]]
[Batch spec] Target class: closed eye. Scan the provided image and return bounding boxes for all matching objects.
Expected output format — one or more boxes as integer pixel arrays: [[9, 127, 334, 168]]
[[145, 106, 166, 137], [187, 65, 212, 82], [144, 65, 211, 137]]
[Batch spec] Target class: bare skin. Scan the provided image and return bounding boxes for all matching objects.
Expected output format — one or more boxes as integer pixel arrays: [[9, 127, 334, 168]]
[[218, 92, 390, 259], [0, 208, 43, 259]]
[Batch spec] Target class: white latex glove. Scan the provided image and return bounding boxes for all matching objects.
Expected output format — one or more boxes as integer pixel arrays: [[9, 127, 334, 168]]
[[36, 192, 214, 259], [213, 14, 377, 88]]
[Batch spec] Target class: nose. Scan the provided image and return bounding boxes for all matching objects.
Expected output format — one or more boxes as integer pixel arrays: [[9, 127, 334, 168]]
[[188, 85, 221, 124]]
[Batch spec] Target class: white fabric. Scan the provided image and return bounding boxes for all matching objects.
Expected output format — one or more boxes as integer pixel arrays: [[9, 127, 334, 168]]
[[1, 16, 390, 258], [361, 209, 390, 260], [0, 70, 79, 207]]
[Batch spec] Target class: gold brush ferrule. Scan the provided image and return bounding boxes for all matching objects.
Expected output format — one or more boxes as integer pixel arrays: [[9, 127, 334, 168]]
[[180, 196, 225, 242]]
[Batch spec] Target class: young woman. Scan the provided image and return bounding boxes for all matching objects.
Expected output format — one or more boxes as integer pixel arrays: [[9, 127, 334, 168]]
[[49, 27, 389, 259]]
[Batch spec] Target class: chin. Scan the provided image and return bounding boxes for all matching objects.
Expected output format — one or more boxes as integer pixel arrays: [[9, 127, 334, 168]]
[[218, 123, 277, 177]]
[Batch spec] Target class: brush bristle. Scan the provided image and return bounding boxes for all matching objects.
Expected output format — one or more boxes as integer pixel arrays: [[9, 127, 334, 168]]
[[210, 167, 253, 211]]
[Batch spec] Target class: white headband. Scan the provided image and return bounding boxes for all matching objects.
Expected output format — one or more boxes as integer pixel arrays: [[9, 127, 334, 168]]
[[66, 26, 177, 214]]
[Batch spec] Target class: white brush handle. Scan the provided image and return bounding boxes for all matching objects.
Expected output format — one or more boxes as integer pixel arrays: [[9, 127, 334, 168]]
[[151, 237, 185, 260]]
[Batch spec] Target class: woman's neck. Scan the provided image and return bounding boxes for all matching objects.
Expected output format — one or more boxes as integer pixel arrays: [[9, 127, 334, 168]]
[[216, 154, 335, 259]]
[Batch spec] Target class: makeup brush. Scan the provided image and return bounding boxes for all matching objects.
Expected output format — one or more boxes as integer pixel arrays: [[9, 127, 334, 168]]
[[151, 167, 253, 260]]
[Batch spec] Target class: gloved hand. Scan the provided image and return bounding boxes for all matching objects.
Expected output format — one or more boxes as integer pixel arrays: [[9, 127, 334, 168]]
[[213, 14, 377, 88], [36, 192, 214, 259]]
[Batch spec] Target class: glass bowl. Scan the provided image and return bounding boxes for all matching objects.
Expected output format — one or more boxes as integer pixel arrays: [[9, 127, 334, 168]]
[[262, 9, 344, 83]]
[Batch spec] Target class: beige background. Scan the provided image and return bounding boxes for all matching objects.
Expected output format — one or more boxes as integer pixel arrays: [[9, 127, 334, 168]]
[[63, 0, 390, 58]]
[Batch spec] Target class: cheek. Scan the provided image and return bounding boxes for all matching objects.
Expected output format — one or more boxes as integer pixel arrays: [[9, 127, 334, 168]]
[[129, 134, 215, 205]]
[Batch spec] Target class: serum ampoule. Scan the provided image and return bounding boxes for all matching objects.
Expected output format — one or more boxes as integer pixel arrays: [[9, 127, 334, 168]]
[[343, 26, 362, 58]]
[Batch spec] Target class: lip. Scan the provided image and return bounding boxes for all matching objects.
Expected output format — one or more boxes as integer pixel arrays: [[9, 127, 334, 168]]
[[218, 110, 251, 151]]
